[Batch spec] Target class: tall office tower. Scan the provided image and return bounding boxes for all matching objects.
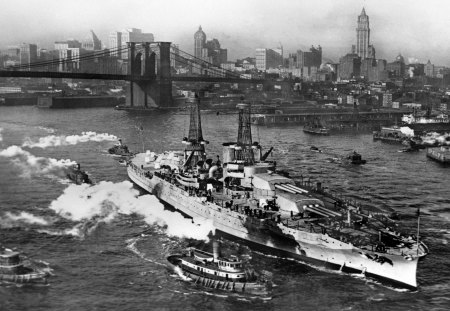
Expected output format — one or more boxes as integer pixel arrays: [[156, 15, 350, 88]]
[[19, 43, 38, 70], [356, 8, 371, 59], [109, 31, 122, 57], [194, 26, 206, 59], [255, 48, 283, 71], [82, 30, 102, 51]]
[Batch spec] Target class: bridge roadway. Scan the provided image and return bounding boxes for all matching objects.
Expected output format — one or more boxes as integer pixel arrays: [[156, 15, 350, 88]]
[[0, 70, 264, 84]]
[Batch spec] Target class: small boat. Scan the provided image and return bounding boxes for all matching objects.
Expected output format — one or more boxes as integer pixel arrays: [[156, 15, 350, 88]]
[[303, 123, 330, 135], [346, 151, 366, 164], [310, 146, 322, 153], [66, 163, 92, 185], [0, 246, 49, 284], [167, 242, 272, 296], [118, 159, 127, 166], [108, 139, 132, 156]]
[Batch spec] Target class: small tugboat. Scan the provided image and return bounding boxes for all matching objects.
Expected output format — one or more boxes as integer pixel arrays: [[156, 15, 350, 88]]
[[66, 163, 92, 185], [0, 246, 49, 284], [346, 151, 367, 165], [108, 139, 132, 156], [167, 242, 272, 296]]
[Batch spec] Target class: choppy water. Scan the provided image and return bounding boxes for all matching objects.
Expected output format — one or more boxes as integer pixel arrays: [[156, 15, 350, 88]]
[[0, 106, 449, 311]]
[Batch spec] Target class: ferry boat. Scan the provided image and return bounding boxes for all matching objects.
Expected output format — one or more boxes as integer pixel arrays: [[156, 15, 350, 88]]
[[167, 242, 271, 295], [0, 246, 49, 284], [401, 110, 450, 133], [66, 163, 92, 185], [127, 100, 428, 290]]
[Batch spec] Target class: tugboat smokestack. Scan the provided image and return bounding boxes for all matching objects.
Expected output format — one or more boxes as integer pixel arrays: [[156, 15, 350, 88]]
[[213, 241, 220, 261]]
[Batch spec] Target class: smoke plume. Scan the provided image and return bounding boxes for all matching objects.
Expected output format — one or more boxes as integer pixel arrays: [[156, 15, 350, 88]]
[[0, 145, 76, 178], [22, 131, 118, 148]]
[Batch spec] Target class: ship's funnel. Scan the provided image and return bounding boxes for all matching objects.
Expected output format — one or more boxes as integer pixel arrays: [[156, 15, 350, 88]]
[[213, 240, 220, 261]]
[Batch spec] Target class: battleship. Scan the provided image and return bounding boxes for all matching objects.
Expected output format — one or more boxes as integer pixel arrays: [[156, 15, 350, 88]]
[[127, 100, 428, 290]]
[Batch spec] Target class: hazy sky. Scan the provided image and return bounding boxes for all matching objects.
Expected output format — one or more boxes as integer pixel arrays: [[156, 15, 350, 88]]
[[1, 0, 450, 65]]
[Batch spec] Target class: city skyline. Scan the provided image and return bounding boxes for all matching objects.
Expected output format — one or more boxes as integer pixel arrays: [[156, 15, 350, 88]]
[[1, 0, 450, 66]]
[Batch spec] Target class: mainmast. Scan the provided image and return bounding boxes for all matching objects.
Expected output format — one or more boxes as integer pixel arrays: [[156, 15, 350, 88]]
[[182, 94, 208, 169], [235, 103, 254, 165]]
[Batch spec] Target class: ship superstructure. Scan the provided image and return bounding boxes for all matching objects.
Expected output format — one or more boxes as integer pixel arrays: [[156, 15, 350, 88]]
[[127, 99, 428, 290]]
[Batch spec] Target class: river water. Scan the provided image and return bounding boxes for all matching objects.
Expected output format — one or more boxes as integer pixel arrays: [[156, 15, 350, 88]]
[[0, 106, 449, 311]]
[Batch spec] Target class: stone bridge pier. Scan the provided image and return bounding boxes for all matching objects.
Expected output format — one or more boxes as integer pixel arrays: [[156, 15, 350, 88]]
[[126, 42, 172, 109]]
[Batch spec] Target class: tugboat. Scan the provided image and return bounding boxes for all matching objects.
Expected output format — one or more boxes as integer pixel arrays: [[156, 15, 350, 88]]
[[66, 163, 92, 185], [346, 151, 367, 165], [127, 101, 428, 290], [167, 242, 271, 296], [108, 139, 132, 156], [0, 246, 49, 284]]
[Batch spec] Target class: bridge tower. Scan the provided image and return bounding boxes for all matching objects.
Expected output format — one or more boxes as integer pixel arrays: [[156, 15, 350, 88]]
[[126, 42, 173, 108]]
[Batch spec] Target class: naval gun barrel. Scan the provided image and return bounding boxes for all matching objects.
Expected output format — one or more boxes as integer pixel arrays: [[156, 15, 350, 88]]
[[261, 147, 274, 161]]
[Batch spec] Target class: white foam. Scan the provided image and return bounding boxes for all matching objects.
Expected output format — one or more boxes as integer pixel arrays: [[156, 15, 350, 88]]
[[49, 180, 215, 240]]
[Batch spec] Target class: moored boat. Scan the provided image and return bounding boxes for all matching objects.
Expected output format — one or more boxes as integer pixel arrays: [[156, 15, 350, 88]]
[[167, 242, 272, 296], [401, 110, 450, 134], [373, 126, 411, 144], [0, 246, 49, 284]]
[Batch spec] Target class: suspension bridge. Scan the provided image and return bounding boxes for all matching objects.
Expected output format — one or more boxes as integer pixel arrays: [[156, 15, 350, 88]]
[[0, 42, 268, 108]]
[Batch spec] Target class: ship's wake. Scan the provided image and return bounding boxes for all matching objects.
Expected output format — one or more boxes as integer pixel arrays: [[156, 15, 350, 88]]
[[48, 180, 216, 241]]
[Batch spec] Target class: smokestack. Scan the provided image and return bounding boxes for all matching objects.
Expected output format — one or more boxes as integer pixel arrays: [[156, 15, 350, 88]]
[[213, 240, 220, 261]]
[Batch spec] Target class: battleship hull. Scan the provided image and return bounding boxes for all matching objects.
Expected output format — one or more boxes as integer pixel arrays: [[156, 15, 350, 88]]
[[128, 164, 420, 290]]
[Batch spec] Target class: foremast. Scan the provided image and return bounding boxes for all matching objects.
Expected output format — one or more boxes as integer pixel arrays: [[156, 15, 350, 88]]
[[182, 94, 209, 171]]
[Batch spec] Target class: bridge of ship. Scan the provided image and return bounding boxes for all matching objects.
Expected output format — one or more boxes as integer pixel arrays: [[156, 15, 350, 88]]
[[0, 42, 267, 108]]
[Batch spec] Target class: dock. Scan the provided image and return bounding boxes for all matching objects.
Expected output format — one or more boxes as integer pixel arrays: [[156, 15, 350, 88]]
[[426, 146, 450, 164]]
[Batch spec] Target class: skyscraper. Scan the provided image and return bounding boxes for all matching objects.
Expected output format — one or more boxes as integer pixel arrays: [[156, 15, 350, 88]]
[[194, 26, 227, 67], [354, 8, 375, 59], [19, 43, 38, 70], [82, 30, 102, 51], [194, 26, 206, 59], [109, 31, 122, 57]]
